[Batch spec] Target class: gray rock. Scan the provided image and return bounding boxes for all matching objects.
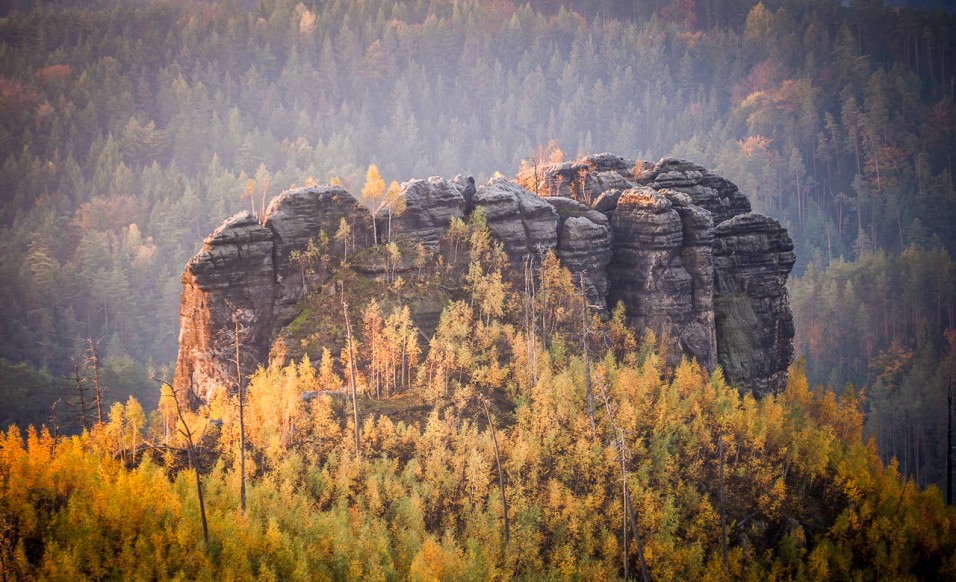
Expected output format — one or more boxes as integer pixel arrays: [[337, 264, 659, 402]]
[[173, 211, 276, 404], [534, 153, 639, 202], [666, 190, 717, 369], [713, 213, 796, 397], [390, 177, 466, 248], [607, 188, 696, 366], [173, 155, 797, 405], [637, 157, 752, 225], [264, 186, 374, 315], [474, 178, 559, 262], [544, 197, 613, 311], [592, 189, 624, 214]]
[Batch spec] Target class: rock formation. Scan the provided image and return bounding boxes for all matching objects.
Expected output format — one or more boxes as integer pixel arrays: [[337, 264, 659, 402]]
[[173, 186, 373, 404], [389, 177, 466, 248], [713, 213, 796, 397], [473, 178, 559, 261], [607, 187, 715, 369], [174, 154, 795, 402], [543, 197, 612, 311]]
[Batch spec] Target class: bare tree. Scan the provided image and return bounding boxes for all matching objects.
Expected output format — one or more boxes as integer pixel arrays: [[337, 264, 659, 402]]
[[948, 372, 953, 505], [480, 396, 510, 547], [229, 310, 248, 514], [168, 382, 210, 549], [219, 303, 251, 514], [717, 435, 730, 577], [524, 255, 538, 387], [597, 380, 650, 582], [342, 286, 361, 459], [578, 273, 596, 433], [85, 338, 105, 425], [49, 398, 61, 447], [65, 356, 92, 432]]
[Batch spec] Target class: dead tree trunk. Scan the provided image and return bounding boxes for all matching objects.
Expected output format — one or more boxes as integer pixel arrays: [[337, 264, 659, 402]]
[[85, 338, 104, 425], [579, 274, 595, 433], [234, 314, 247, 514], [598, 381, 650, 582], [718, 436, 730, 577], [171, 384, 209, 549], [343, 294, 361, 459], [66, 357, 91, 432], [481, 397, 510, 547]]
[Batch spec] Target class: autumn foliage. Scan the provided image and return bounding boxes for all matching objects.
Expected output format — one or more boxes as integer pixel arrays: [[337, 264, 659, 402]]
[[3, 221, 955, 579]]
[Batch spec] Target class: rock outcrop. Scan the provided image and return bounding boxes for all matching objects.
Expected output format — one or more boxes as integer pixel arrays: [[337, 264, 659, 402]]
[[637, 157, 752, 225], [544, 197, 613, 311], [174, 154, 796, 401], [607, 187, 715, 369], [713, 213, 796, 397], [534, 152, 639, 202], [174, 212, 276, 405], [173, 186, 373, 404], [473, 178, 559, 261], [264, 186, 374, 312], [389, 177, 466, 248]]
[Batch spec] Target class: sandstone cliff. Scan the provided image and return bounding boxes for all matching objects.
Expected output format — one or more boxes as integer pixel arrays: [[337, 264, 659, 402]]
[[173, 186, 373, 403], [173, 155, 795, 402]]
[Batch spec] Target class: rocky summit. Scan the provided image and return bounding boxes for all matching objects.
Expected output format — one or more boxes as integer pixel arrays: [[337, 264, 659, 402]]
[[174, 155, 795, 403]]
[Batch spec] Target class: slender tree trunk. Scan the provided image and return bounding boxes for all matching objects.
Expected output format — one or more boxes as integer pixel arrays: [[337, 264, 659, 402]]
[[580, 274, 595, 433], [71, 360, 89, 431], [50, 398, 60, 446], [343, 298, 361, 458], [235, 316, 246, 514], [481, 397, 509, 547], [172, 385, 209, 549], [619, 429, 629, 581], [719, 437, 730, 577], [87, 339, 104, 425], [598, 382, 650, 582], [188, 440, 210, 548], [948, 373, 953, 505]]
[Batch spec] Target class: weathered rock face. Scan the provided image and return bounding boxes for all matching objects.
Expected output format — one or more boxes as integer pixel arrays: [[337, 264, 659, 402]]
[[607, 188, 716, 368], [636, 157, 752, 225], [389, 177, 465, 248], [713, 213, 796, 396], [474, 178, 559, 261], [173, 155, 796, 402], [544, 197, 613, 312], [173, 187, 373, 404], [265, 186, 374, 314], [173, 212, 276, 404], [536, 152, 638, 201]]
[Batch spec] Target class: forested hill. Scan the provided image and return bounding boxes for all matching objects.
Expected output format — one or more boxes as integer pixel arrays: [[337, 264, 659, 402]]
[[1, 0, 955, 469]]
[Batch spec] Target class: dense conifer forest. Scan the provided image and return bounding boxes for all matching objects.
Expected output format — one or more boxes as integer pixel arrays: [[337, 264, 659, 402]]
[[2, 0, 956, 577]]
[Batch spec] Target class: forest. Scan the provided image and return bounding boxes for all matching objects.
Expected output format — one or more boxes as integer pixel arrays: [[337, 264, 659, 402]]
[[3, 208, 956, 579], [1, 0, 956, 576]]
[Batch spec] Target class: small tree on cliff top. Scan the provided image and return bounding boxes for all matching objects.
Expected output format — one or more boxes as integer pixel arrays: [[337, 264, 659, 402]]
[[361, 164, 387, 243]]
